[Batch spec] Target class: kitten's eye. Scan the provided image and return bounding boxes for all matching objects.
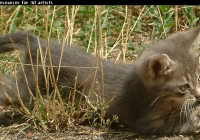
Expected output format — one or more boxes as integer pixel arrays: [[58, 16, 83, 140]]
[[198, 75, 200, 84], [179, 83, 190, 93], [195, 72, 200, 84]]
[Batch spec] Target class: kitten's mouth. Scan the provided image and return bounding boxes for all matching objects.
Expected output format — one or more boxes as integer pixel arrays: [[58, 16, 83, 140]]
[[179, 99, 198, 113], [195, 100, 200, 107]]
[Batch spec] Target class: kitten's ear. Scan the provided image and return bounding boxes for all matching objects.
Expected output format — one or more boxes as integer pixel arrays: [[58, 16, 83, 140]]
[[168, 27, 200, 57], [190, 28, 200, 57], [149, 54, 174, 78]]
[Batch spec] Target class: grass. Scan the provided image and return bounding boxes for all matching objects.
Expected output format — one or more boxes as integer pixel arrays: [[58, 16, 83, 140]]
[[0, 5, 200, 138]]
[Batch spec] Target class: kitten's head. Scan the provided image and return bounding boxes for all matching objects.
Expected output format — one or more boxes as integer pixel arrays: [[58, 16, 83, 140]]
[[138, 27, 200, 133]]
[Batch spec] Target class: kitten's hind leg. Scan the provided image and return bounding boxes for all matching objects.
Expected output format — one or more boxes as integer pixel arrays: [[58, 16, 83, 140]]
[[0, 73, 31, 107]]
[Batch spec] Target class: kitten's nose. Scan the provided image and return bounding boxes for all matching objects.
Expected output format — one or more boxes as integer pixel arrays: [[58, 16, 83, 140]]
[[194, 87, 200, 99]]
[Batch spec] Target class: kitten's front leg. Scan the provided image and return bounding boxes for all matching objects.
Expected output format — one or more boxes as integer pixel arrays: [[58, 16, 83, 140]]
[[181, 105, 200, 134], [191, 106, 200, 132]]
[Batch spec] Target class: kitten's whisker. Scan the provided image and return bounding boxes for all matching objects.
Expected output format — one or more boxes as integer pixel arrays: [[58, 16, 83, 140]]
[[185, 102, 190, 124], [150, 96, 159, 107], [180, 100, 187, 127], [187, 102, 191, 120]]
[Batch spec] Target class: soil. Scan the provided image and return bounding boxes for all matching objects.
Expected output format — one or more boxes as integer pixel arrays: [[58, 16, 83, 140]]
[[1, 123, 199, 140], [1, 107, 200, 140], [1, 124, 200, 140]]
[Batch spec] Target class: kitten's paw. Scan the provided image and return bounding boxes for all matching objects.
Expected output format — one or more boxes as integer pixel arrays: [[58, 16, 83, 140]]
[[190, 106, 200, 132]]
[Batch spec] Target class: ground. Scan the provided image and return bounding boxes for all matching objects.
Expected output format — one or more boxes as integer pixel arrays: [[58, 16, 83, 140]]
[[1, 124, 199, 140], [0, 108, 200, 140]]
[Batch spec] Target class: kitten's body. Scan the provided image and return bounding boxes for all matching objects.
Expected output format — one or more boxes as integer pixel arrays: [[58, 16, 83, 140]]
[[0, 35, 129, 105], [0, 27, 200, 135]]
